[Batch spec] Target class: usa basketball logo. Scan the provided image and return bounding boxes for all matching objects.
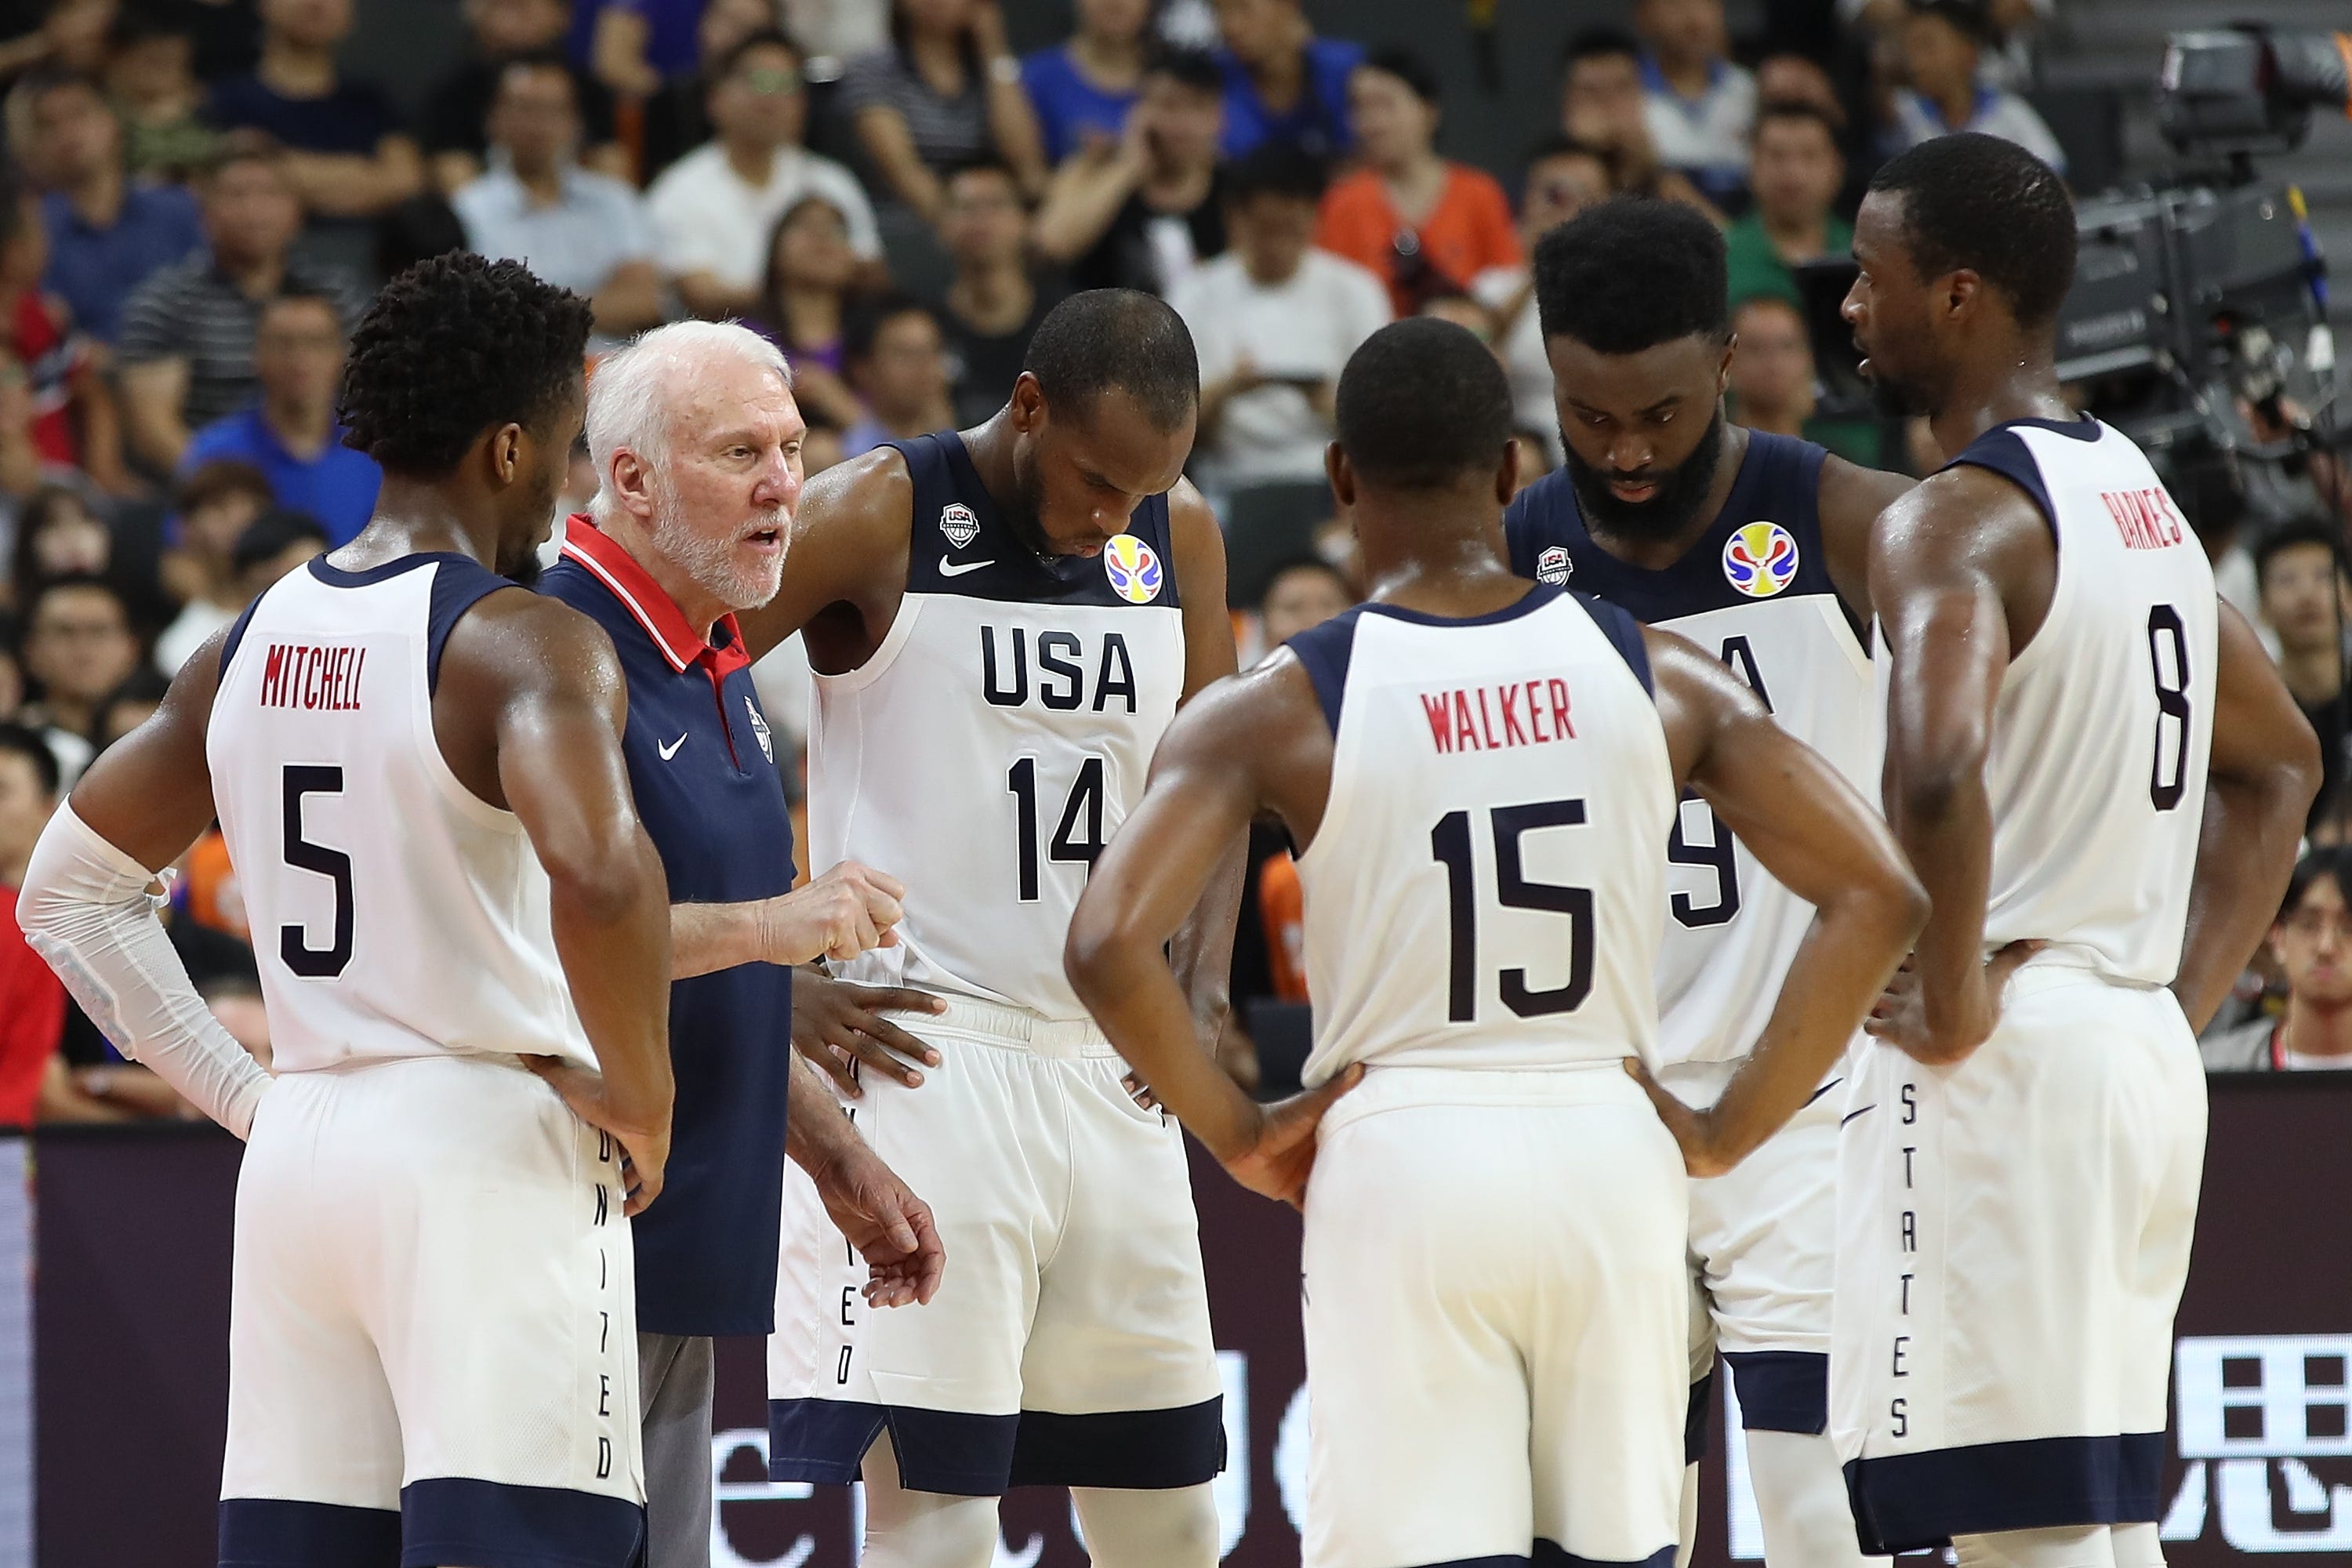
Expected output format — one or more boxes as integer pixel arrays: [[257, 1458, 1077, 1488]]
[[1535, 545, 1573, 586], [1722, 521, 1799, 598], [745, 695, 774, 764], [938, 503, 980, 550], [1103, 533, 1163, 604]]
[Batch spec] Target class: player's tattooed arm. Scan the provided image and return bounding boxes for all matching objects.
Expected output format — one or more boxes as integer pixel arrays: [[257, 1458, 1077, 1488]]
[[1161, 481, 1254, 1088], [1813, 455, 1915, 622], [1068, 654, 1361, 1208], [2172, 602, 2321, 1030], [1865, 466, 2056, 1064], [734, 446, 916, 668], [1635, 628, 1928, 1174]]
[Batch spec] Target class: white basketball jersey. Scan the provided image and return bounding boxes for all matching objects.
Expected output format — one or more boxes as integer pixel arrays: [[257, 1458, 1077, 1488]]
[[1922, 417, 2218, 982], [1290, 586, 1676, 1083], [1504, 435, 1882, 1066], [206, 553, 594, 1074], [808, 434, 1186, 1020]]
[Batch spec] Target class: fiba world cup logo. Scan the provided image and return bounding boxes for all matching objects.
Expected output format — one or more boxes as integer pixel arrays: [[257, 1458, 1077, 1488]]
[[1722, 521, 1800, 598], [1103, 534, 1164, 604]]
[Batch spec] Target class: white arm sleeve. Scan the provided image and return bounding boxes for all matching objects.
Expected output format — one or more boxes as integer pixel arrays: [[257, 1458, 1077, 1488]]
[[17, 804, 272, 1138]]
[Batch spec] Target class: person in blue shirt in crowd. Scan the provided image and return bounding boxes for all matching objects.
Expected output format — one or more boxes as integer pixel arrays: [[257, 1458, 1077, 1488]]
[[25, 69, 202, 344], [180, 289, 380, 546], [1022, 0, 1149, 165], [204, 0, 425, 221], [1209, 0, 1360, 160]]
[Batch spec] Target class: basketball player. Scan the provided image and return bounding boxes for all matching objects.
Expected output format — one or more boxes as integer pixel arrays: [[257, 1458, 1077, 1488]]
[[1503, 196, 1911, 1565], [1833, 133, 2321, 1566], [739, 289, 1242, 1568], [19, 254, 673, 1566], [1065, 317, 1927, 1568]]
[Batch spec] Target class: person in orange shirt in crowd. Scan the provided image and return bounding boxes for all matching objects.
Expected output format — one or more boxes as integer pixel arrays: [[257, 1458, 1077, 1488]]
[[1316, 48, 1520, 317]]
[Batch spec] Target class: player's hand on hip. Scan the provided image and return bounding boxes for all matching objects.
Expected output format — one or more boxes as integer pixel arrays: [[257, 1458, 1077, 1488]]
[[815, 1144, 948, 1308], [1623, 1058, 1735, 1178], [524, 1055, 672, 1216], [764, 862, 907, 965], [1221, 1064, 1366, 1210], [1866, 941, 2045, 1066], [790, 971, 946, 1096]]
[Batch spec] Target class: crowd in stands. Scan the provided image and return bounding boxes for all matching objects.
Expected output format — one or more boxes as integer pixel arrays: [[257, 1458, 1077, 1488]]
[[0, 0, 2346, 1122]]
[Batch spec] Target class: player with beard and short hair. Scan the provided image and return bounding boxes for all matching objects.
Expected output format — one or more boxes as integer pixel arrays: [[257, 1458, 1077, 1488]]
[[1502, 195, 1913, 1568], [739, 287, 1247, 1568], [1833, 132, 2317, 1568]]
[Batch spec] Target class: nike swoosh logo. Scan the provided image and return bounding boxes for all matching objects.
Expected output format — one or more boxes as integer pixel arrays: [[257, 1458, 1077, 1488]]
[[1841, 1104, 1876, 1127], [1803, 1076, 1843, 1108], [938, 557, 995, 578], [658, 734, 687, 760]]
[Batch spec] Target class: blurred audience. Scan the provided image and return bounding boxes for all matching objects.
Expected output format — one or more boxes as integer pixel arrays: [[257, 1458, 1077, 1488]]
[[2255, 519, 2352, 833], [937, 159, 1058, 426], [452, 53, 661, 343], [840, 0, 1047, 227], [423, 0, 622, 197], [1725, 101, 1849, 311], [1633, 0, 1755, 209], [179, 287, 378, 544], [1023, 0, 1149, 167], [27, 65, 204, 344], [1209, 0, 1359, 162], [575, 0, 704, 99], [1726, 294, 1876, 464], [750, 194, 869, 433], [154, 456, 271, 673], [1470, 138, 1607, 467], [2204, 848, 2352, 1072], [840, 294, 953, 458], [204, 0, 425, 220], [1032, 44, 1225, 296], [117, 147, 364, 472], [16, 570, 136, 782], [0, 180, 129, 493], [647, 29, 881, 321], [0, 719, 64, 1128], [633, 0, 778, 184], [227, 501, 326, 601], [1316, 49, 1519, 318], [1559, 27, 1718, 220], [1886, 0, 2064, 174], [105, 8, 227, 181], [6, 481, 109, 609]]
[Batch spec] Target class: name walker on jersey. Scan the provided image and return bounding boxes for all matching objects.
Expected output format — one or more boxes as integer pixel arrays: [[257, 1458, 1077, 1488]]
[[1420, 676, 1577, 754]]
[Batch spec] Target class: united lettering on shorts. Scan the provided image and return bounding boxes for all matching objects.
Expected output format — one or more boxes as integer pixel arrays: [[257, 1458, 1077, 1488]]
[[258, 642, 367, 710], [1419, 677, 1576, 754]]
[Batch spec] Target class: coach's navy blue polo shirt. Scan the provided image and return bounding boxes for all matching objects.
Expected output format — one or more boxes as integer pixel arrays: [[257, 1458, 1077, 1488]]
[[541, 516, 797, 1338]]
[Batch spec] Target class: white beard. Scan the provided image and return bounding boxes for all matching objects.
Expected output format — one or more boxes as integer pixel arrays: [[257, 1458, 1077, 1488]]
[[648, 477, 788, 612]]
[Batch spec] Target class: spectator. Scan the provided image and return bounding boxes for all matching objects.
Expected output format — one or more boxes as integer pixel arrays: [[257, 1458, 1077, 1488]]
[[636, 0, 778, 183], [27, 67, 203, 344], [840, 295, 953, 458], [15, 572, 137, 782], [839, 0, 1048, 226], [1250, 550, 1349, 663], [154, 456, 270, 673], [0, 720, 64, 1128], [1754, 51, 1846, 123], [6, 481, 107, 607], [1022, 0, 1149, 166], [1469, 138, 1609, 466], [1032, 45, 1225, 296], [1726, 293, 1877, 464], [203, 0, 425, 220], [452, 54, 662, 344], [1724, 101, 1849, 310], [646, 30, 883, 321], [938, 161, 1061, 427], [227, 501, 325, 598], [1559, 27, 1719, 220], [1886, 0, 2064, 174], [2203, 848, 2352, 1072], [0, 181, 129, 493], [575, 0, 705, 98], [0, 0, 115, 82], [1317, 49, 1519, 317], [92, 661, 162, 746], [2255, 520, 2352, 832], [423, 0, 623, 197], [1208, 0, 1358, 161], [750, 194, 869, 432], [1633, 0, 1755, 209], [0, 347, 53, 511], [0, 644, 18, 717], [103, 6, 224, 181], [116, 147, 366, 473], [1169, 143, 1388, 492], [179, 289, 379, 546]]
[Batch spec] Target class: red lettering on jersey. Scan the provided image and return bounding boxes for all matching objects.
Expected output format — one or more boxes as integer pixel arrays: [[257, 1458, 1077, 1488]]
[[1475, 688, 1500, 749], [1421, 691, 1455, 753], [2101, 487, 2184, 550], [261, 644, 287, 706], [258, 641, 366, 710], [1497, 683, 1530, 746], [1417, 678, 1579, 752], [1548, 678, 1574, 739], [1452, 691, 1481, 751]]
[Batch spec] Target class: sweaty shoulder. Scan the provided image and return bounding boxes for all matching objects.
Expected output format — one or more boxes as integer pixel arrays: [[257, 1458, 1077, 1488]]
[[741, 445, 916, 661], [1814, 453, 1912, 616], [1870, 462, 2058, 650], [434, 589, 626, 809], [1167, 648, 1337, 851], [791, 443, 915, 550]]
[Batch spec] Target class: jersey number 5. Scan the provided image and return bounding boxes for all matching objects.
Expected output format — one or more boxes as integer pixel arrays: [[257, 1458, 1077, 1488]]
[[1430, 800, 1595, 1023], [281, 764, 354, 978], [2147, 604, 2191, 812]]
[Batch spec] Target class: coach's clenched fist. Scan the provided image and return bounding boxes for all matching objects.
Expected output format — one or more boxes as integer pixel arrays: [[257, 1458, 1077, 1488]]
[[761, 861, 906, 964]]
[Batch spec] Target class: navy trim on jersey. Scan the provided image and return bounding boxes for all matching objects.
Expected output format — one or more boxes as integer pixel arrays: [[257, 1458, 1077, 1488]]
[[399, 1478, 646, 1568], [1359, 583, 1559, 629], [305, 550, 477, 588], [768, 1396, 1225, 1495], [1285, 604, 1374, 736], [1571, 590, 1653, 695], [216, 591, 270, 684], [220, 1498, 401, 1568], [1942, 426, 2059, 543], [1684, 1371, 1714, 1465], [892, 432, 1183, 611], [1843, 1431, 2165, 1554], [1407, 1551, 1671, 1568], [1723, 1350, 1828, 1434], [303, 551, 514, 696]]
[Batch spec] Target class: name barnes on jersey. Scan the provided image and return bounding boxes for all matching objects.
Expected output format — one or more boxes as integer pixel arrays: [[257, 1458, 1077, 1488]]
[[257, 641, 368, 711], [1420, 673, 1578, 755]]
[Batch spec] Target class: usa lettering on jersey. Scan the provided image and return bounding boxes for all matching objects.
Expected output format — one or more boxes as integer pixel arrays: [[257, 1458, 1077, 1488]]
[[1419, 677, 1576, 753], [259, 643, 367, 711], [979, 625, 1140, 713]]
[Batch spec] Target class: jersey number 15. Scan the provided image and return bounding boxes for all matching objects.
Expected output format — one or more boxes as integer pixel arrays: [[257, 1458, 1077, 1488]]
[[1430, 800, 1595, 1022]]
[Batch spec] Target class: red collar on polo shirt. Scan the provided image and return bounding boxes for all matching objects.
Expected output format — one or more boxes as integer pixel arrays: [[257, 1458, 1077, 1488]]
[[559, 513, 752, 681]]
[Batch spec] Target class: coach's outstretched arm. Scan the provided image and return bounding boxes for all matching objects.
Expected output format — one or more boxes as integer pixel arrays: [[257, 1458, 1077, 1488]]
[[17, 624, 271, 1135], [443, 595, 677, 1215], [2172, 603, 2321, 1030], [1632, 629, 1929, 1176], [1067, 656, 1361, 1208]]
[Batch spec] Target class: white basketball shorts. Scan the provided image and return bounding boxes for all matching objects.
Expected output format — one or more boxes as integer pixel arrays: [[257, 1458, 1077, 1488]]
[[1830, 965, 2206, 1553], [218, 1054, 644, 1568], [1301, 1063, 1686, 1568], [767, 996, 1223, 1496]]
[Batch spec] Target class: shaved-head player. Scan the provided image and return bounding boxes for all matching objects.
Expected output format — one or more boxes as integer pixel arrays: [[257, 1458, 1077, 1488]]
[[1833, 133, 2319, 1566], [740, 289, 1243, 1568], [1067, 317, 1927, 1568]]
